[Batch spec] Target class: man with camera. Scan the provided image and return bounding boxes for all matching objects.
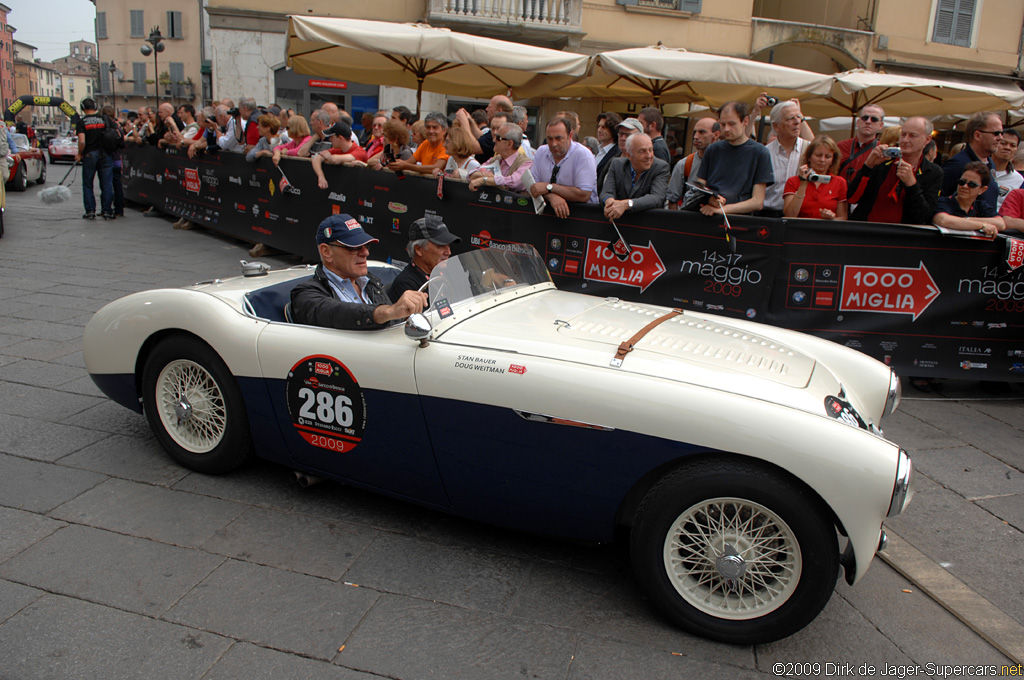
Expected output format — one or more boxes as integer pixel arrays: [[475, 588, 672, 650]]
[[838, 105, 885, 185], [848, 116, 942, 224]]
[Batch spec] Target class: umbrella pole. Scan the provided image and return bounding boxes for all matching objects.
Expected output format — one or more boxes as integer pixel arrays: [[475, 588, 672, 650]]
[[416, 77, 424, 119]]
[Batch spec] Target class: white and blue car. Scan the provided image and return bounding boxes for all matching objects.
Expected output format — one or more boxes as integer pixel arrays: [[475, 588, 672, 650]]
[[84, 245, 911, 644]]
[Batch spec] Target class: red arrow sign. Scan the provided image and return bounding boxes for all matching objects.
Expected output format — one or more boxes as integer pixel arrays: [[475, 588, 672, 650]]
[[584, 239, 666, 293], [839, 262, 939, 321]]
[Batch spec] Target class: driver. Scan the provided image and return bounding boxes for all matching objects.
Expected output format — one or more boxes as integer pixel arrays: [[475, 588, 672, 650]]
[[388, 215, 461, 302], [290, 214, 427, 329]]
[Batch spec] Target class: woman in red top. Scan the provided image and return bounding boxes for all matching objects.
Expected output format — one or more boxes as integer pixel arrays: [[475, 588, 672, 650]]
[[783, 135, 848, 220]]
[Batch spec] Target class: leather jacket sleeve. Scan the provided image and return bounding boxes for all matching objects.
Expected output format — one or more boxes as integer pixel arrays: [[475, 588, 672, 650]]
[[290, 266, 391, 330]]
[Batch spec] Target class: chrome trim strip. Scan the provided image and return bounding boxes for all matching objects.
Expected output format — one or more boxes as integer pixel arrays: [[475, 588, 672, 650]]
[[513, 410, 614, 431]]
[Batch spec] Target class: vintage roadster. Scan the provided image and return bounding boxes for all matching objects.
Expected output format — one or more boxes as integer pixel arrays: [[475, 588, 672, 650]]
[[84, 246, 911, 644]]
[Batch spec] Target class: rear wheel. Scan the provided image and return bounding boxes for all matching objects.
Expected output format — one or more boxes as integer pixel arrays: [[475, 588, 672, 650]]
[[141, 335, 253, 474], [9, 164, 26, 192], [630, 459, 839, 644]]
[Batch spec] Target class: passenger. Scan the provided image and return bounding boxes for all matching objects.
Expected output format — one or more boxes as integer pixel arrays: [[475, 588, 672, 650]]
[[388, 216, 462, 302], [290, 214, 427, 330], [600, 133, 669, 219], [933, 161, 1004, 237], [783, 135, 848, 220]]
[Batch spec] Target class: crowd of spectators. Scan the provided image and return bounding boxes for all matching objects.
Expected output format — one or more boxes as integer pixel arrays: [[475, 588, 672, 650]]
[[107, 91, 1024, 236]]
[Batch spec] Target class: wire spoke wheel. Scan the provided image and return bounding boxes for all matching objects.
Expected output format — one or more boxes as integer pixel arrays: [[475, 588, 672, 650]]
[[631, 460, 838, 644], [664, 497, 801, 620], [156, 359, 227, 453], [142, 335, 252, 474]]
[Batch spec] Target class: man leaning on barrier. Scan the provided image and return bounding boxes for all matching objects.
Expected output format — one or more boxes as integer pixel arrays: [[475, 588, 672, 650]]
[[290, 214, 427, 330], [468, 124, 533, 193], [848, 116, 942, 225], [600, 133, 669, 220], [529, 116, 598, 219]]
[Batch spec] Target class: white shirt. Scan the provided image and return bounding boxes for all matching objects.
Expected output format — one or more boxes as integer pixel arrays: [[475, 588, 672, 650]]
[[217, 118, 244, 153], [994, 167, 1024, 210], [595, 142, 615, 166], [764, 137, 808, 211]]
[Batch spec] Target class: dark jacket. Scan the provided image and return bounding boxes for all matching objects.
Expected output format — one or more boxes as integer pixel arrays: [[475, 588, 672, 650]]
[[290, 264, 391, 330], [599, 156, 670, 213], [596, 145, 620, 191], [849, 157, 943, 224]]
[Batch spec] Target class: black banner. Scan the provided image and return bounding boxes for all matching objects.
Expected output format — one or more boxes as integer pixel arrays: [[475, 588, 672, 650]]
[[123, 145, 1024, 382]]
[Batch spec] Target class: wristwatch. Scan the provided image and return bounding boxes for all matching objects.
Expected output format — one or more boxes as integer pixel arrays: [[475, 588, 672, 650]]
[[627, 199, 634, 210], [546, 183, 554, 193]]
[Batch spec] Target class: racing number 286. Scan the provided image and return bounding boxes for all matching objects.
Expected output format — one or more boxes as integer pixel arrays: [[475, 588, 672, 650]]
[[297, 387, 353, 427]]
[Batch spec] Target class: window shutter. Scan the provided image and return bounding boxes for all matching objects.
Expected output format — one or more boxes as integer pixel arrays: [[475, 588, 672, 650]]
[[100, 62, 110, 94], [952, 0, 975, 46], [680, 0, 701, 12], [133, 62, 147, 95], [167, 11, 182, 39], [130, 10, 144, 38], [96, 12, 107, 40], [932, 0, 955, 43]]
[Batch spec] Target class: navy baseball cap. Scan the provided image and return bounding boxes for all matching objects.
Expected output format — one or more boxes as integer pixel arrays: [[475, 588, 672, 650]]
[[323, 121, 352, 139], [409, 215, 461, 245], [316, 214, 379, 248]]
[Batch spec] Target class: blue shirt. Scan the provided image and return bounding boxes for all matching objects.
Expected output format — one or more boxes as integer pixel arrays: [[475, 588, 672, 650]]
[[323, 267, 373, 304]]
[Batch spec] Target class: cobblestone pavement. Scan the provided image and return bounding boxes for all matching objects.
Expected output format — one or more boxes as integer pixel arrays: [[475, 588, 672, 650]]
[[1, 177, 1020, 679]]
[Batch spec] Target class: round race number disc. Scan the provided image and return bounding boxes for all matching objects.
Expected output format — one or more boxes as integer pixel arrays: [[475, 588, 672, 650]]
[[285, 355, 366, 453]]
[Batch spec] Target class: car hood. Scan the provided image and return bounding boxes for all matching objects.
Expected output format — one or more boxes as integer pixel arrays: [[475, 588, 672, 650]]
[[435, 291, 831, 406]]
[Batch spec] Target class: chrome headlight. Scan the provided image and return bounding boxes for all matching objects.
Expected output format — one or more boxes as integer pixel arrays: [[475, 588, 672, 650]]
[[887, 449, 914, 517], [883, 371, 901, 417]]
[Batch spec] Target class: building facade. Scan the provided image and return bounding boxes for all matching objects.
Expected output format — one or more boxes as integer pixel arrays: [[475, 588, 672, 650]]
[[95, 0, 205, 113], [12, 40, 64, 128], [0, 3, 14, 112], [203, 0, 1024, 138]]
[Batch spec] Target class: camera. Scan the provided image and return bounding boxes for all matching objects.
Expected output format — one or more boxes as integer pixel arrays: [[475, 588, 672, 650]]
[[228, 107, 240, 117], [883, 147, 902, 159], [808, 173, 831, 183], [764, 96, 779, 107]]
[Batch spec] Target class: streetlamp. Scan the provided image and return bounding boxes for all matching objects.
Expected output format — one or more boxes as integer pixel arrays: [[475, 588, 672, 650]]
[[139, 27, 164, 109], [108, 60, 116, 108]]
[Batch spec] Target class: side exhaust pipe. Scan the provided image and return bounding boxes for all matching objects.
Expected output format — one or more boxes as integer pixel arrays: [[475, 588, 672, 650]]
[[291, 471, 324, 488]]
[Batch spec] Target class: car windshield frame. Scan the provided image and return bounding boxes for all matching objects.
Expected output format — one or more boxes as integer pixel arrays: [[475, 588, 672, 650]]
[[427, 245, 552, 314]]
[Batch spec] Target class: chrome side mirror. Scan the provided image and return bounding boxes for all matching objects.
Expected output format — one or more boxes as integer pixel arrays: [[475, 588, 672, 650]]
[[405, 313, 432, 347]]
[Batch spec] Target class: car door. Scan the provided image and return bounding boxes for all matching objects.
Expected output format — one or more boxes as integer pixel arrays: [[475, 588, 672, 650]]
[[256, 320, 449, 507]]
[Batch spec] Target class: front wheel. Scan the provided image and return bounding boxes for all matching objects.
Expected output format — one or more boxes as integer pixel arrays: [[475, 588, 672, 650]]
[[141, 335, 253, 474], [36, 159, 46, 185], [630, 459, 839, 644]]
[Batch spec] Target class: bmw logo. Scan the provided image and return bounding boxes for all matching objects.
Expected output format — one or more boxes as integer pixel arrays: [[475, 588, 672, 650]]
[[792, 291, 806, 304]]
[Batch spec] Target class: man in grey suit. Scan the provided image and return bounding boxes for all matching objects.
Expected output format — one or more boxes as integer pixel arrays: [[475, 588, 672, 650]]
[[600, 133, 670, 220]]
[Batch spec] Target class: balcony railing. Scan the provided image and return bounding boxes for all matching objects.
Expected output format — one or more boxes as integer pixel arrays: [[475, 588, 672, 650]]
[[428, 0, 584, 46]]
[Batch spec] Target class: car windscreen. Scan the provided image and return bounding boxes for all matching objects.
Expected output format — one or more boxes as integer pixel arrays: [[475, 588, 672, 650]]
[[428, 245, 551, 310]]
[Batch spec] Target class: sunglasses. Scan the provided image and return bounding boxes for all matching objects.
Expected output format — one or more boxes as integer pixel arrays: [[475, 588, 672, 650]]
[[957, 178, 981, 189], [979, 129, 1005, 136], [860, 115, 882, 123]]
